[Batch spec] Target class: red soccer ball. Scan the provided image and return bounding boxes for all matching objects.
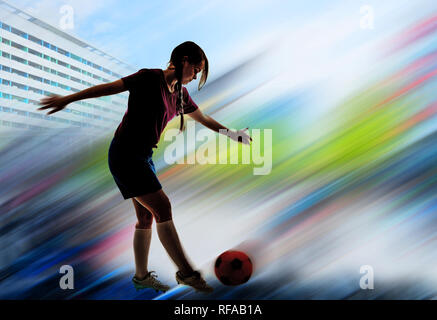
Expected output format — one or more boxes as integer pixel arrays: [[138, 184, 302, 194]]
[[214, 250, 253, 286]]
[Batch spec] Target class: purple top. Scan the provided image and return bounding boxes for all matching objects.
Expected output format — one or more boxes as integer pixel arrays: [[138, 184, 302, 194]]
[[114, 68, 199, 149]]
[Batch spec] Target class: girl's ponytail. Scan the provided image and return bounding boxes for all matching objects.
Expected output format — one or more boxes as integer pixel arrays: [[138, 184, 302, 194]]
[[174, 60, 185, 132]]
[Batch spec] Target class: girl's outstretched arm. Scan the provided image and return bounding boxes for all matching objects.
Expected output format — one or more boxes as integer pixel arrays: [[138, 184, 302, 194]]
[[187, 108, 252, 145], [38, 79, 126, 115]]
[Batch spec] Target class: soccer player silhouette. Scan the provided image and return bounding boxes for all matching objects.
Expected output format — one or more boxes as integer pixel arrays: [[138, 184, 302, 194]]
[[38, 41, 251, 293]]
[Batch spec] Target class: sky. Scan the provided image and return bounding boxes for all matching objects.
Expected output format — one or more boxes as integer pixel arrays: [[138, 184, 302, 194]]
[[9, 0, 348, 76], [8, 0, 433, 84]]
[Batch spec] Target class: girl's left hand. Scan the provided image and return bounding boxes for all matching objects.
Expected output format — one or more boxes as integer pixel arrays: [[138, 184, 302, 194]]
[[227, 128, 252, 145], [38, 95, 70, 115]]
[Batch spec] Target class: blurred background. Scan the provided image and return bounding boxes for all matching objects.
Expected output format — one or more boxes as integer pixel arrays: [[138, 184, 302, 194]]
[[1, 0, 437, 299]]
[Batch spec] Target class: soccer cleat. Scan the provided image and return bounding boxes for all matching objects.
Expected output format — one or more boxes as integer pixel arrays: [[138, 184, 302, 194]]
[[132, 271, 170, 292], [175, 270, 214, 293]]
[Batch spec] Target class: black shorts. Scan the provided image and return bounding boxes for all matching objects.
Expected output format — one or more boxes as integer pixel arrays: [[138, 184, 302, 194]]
[[108, 138, 162, 200]]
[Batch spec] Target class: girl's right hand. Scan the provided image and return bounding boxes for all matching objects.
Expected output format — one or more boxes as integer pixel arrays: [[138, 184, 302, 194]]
[[37, 95, 70, 115], [227, 128, 252, 145]]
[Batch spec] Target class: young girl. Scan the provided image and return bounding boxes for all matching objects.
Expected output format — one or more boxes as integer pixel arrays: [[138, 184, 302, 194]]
[[38, 41, 252, 293]]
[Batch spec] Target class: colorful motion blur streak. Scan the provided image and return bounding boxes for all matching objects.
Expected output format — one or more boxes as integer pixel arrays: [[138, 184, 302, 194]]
[[1, 9, 437, 299]]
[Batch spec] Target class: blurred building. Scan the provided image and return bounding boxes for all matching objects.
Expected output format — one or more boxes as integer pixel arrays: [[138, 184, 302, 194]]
[[0, 0, 135, 133]]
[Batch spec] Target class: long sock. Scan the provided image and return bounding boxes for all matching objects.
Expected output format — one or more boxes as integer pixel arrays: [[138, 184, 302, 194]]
[[156, 220, 194, 276], [133, 228, 152, 279]]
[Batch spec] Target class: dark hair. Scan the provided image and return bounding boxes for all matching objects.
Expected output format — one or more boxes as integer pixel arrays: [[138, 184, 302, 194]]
[[168, 41, 209, 132]]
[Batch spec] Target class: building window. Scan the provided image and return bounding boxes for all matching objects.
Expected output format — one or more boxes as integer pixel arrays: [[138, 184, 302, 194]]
[[70, 53, 82, 62], [11, 55, 27, 64], [11, 68, 28, 78], [2, 65, 11, 72], [29, 75, 43, 82], [2, 79, 10, 85], [28, 35, 43, 45], [2, 51, 11, 59], [29, 112, 44, 119], [11, 27, 27, 39], [1, 23, 11, 31], [29, 87, 43, 94], [70, 76, 81, 83], [11, 82, 27, 90], [70, 65, 80, 73], [28, 48, 42, 58], [2, 37, 11, 45], [57, 48, 69, 56], [43, 41, 50, 49], [28, 61, 43, 70], [11, 95, 27, 103], [11, 41, 27, 52], [15, 109, 28, 116], [57, 60, 69, 68], [57, 71, 69, 79]]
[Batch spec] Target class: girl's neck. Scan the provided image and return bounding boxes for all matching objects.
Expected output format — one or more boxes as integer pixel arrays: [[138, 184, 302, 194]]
[[162, 68, 177, 93]]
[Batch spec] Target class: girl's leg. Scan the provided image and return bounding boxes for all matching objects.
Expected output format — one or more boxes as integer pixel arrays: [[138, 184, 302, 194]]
[[132, 198, 153, 279], [134, 190, 194, 276]]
